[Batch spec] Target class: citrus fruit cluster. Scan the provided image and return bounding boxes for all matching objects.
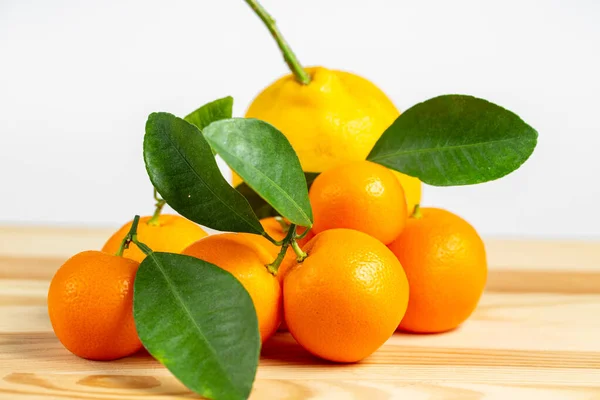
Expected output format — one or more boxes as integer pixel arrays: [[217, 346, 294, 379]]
[[45, 1, 536, 398], [184, 160, 486, 363]]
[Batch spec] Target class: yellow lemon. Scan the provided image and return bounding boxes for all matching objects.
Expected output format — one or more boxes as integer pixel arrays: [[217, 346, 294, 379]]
[[236, 66, 421, 212]]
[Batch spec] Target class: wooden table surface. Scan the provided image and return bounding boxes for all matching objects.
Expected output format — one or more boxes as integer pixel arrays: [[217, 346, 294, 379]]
[[1, 226, 599, 399]]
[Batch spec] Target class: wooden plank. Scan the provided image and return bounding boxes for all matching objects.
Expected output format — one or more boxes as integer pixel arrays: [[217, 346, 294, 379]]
[[1, 226, 600, 398], [2, 282, 600, 398]]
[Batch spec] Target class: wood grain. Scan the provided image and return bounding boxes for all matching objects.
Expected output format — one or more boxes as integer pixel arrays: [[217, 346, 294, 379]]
[[1, 227, 600, 399]]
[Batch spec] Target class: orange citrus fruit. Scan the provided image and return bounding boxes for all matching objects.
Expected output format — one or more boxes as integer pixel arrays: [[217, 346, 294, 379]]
[[388, 207, 487, 333], [309, 160, 408, 245], [236, 66, 422, 211], [102, 214, 207, 263], [47, 251, 142, 360], [284, 229, 409, 362], [182, 233, 282, 343]]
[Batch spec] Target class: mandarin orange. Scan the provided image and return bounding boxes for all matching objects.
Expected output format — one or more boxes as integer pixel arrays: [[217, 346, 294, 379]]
[[388, 207, 487, 333], [183, 233, 282, 343], [47, 251, 142, 360], [309, 161, 407, 244], [284, 229, 409, 362]]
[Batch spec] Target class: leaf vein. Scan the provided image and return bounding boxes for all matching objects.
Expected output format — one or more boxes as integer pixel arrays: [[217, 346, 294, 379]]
[[370, 135, 530, 161], [146, 253, 241, 398], [161, 128, 259, 233], [212, 143, 311, 225]]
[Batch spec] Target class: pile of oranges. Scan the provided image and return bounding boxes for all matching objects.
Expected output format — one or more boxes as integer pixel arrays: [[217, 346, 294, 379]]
[[47, 159, 487, 363]]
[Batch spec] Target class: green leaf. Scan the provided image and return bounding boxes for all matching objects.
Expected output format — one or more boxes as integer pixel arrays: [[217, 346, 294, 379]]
[[204, 118, 313, 227], [185, 97, 233, 155], [367, 95, 538, 186], [144, 112, 264, 234], [236, 172, 319, 220], [134, 252, 260, 400], [184, 96, 233, 132]]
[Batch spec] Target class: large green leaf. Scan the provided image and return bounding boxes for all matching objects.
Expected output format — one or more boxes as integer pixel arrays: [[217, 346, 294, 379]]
[[236, 172, 319, 220], [134, 252, 260, 400], [204, 118, 313, 227], [367, 95, 538, 186], [144, 112, 263, 234]]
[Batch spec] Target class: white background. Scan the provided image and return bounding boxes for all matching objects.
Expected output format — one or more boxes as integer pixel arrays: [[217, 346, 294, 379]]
[[1, 0, 599, 239]]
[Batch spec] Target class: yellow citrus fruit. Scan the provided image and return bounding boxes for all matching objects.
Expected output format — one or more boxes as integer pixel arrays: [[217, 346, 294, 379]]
[[102, 214, 208, 263], [182, 233, 282, 343], [391, 170, 421, 215], [388, 208, 487, 333], [284, 229, 409, 362], [247, 67, 397, 172], [235, 66, 422, 212], [47, 251, 142, 360], [309, 160, 408, 245]]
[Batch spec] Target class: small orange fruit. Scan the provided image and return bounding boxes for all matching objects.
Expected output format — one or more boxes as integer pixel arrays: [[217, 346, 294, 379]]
[[388, 207, 487, 333], [309, 161, 407, 245], [284, 229, 409, 362], [47, 251, 142, 360], [183, 233, 282, 343], [102, 214, 207, 263]]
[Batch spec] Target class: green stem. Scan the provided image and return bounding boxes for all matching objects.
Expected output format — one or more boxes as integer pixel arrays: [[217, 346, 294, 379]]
[[290, 239, 308, 262], [116, 215, 141, 257], [243, 0, 311, 85], [147, 189, 166, 226], [274, 216, 290, 233], [266, 224, 297, 275], [263, 232, 284, 246], [411, 204, 423, 219], [295, 226, 311, 240], [131, 236, 154, 256]]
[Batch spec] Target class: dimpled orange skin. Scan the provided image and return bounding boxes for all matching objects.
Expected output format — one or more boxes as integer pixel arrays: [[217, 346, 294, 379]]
[[388, 208, 487, 333], [309, 161, 408, 245], [47, 251, 142, 360], [182, 233, 282, 343], [284, 229, 409, 363], [102, 215, 208, 263]]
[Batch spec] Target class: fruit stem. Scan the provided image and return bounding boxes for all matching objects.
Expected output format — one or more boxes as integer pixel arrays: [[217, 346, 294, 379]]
[[116, 215, 154, 257], [147, 189, 166, 227], [243, 0, 311, 85], [411, 204, 423, 219], [274, 216, 290, 233], [266, 223, 297, 275], [290, 239, 307, 262], [263, 232, 284, 246], [131, 236, 154, 256], [116, 215, 141, 257], [295, 226, 311, 240]]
